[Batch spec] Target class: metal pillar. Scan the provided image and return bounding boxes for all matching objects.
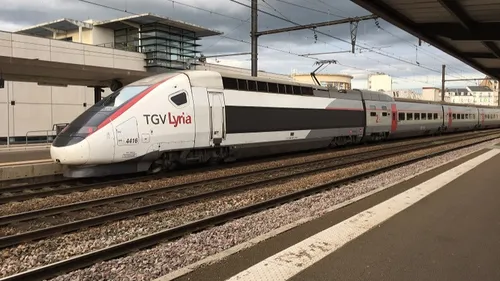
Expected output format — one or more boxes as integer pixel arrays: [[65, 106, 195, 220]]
[[441, 64, 446, 101], [350, 21, 359, 53], [6, 81, 10, 147], [251, 0, 258, 77], [94, 87, 103, 103]]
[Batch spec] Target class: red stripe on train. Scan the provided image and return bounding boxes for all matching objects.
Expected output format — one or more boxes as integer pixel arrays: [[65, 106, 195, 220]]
[[97, 78, 170, 131], [391, 103, 397, 132]]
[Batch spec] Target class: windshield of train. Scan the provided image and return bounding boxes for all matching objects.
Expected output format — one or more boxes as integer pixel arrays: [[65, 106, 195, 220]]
[[52, 85, 150, 147], [96, 85, 150, 108]]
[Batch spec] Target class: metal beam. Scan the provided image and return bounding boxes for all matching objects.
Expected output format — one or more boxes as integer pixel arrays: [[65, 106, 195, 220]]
[[436, 0, 475, 29], [203, 52, 251, 58], [255, 15, 378, 36], [483, 42, 500, 58], [349, 0, 500, 80], [435, 1, 500, 61], [300, 50, 351, 57], [418, 23, 500, 41], [445, 78, 495, 82], [461, 52, 498, 59]]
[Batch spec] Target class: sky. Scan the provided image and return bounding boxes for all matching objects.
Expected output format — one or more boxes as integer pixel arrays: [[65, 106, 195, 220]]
[[0, 0, 489, 91]]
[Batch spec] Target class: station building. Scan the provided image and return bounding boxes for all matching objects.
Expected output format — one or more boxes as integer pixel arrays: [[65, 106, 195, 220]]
[[0, 13, 222, 144]]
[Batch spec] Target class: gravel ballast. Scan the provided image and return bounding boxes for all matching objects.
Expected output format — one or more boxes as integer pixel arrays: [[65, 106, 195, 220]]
[[0, 137, 497, 279], [47, 139, 498, 281], [0, 132, 484, 216], [0, 141, 428, 235]]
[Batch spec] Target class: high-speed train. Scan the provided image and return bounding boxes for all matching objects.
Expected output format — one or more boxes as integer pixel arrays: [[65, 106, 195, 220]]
[[50, 70, 500, 178]]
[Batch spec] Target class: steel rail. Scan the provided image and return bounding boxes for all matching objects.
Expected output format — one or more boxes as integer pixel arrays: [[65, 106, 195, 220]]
[[1, 131, 498, 250], [1, 131, 497, 281], [0, 129, 494, 203], [0, 132, 471, 226]]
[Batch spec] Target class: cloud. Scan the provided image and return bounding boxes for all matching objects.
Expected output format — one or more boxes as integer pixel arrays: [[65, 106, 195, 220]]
[[0, 0, 488, 90]]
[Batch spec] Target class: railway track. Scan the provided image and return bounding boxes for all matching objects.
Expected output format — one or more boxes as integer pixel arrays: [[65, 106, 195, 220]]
[[1, 129, 498, 281], [0, 129, 496, 204], [1, 130, 499, 249]]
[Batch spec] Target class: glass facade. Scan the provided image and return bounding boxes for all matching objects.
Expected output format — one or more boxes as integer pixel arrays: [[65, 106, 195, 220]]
[[113, 23, 201, 70], [319, 81, 351, 90]]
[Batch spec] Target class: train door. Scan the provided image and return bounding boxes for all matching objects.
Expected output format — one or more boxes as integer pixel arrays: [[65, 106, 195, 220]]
[[208, 91, 226, 146], [390, 103, 397, 133], [480, 109, 485, 128]]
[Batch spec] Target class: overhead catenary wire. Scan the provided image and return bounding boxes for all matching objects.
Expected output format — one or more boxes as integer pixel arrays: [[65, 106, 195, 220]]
[[230, 0, 448, 75], [77, 0, 464, 79], [74, 0, 453, 87]]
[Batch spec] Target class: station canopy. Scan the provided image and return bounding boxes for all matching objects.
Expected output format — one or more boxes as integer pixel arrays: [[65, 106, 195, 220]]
[[16, 18, 93, 37], [351, 0, 500, 80], [93, 13, 223, 38]]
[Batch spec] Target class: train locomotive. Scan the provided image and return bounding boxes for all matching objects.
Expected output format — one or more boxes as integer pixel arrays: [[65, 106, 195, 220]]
[[50, 70, 500, 178]]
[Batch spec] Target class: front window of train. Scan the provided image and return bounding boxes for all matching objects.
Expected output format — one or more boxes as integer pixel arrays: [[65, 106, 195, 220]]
[[52, 85, 150, 147]]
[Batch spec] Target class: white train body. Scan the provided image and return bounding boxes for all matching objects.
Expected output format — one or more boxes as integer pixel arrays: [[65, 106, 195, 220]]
[[50, 70, 500, 178]]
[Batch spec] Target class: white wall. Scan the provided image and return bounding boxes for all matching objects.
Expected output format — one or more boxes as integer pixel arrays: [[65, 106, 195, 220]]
[[368, 74, 392, 92], [0, 81, 97, 140], [91, 26, 114, 46]]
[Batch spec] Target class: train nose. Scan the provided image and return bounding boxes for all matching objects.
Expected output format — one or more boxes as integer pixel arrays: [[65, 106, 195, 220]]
[[50, 138, 90, 165]]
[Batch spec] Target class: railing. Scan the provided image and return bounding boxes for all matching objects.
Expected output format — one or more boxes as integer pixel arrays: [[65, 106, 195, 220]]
[[25, 130, 56, 146], [23, 123, 69, 146]]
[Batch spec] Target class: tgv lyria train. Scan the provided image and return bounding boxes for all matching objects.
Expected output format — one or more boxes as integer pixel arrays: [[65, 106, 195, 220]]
[[50, 70, 500, 178]]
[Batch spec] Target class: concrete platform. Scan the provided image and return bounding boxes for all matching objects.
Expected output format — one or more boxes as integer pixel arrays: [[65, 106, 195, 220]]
[[0, 145, 51, 163], [166, 146, 500, 281], [0, 161, 63, 186]]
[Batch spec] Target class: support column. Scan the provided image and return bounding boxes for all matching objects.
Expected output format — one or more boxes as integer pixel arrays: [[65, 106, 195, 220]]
[[78, 26, 82, 43], [441, 64, 446, 101], [251, 0, 258, 77], [6, 81, 10, 146], [94, 87, 103, 104]]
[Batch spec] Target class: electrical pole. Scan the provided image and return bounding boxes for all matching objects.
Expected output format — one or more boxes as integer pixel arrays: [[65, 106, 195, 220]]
[[251, 0, 258, 77], [441, 64, 446, 101]]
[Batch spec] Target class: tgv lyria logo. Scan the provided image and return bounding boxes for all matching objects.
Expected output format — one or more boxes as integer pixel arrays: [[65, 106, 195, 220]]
[[143, 113, 192, 127]]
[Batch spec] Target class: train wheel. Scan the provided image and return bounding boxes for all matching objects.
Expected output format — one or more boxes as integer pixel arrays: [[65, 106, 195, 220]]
[[148, 153, 176, 174]]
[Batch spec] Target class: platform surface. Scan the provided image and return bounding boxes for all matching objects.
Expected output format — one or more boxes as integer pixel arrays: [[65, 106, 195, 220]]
[[170, 147, 500, 281], [0, 148, 51, 163]]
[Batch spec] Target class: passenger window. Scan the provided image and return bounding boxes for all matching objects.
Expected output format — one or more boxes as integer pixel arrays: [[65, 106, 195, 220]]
[[399, 112, 405, 121], [238, 79, 248, 91], [407, 113, 413, 120], [461, 114, 464, 119], [421, 113, 426, 120], [427, 113, 432, 119], [268, 83, 279, 93], [433, 113, 438, 119], [452, 113, 456, 119], [382, 112, 388, 117], [414, 113, 420, 120], [370, 112, 377, 117], [170, 92, 188, 106]]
